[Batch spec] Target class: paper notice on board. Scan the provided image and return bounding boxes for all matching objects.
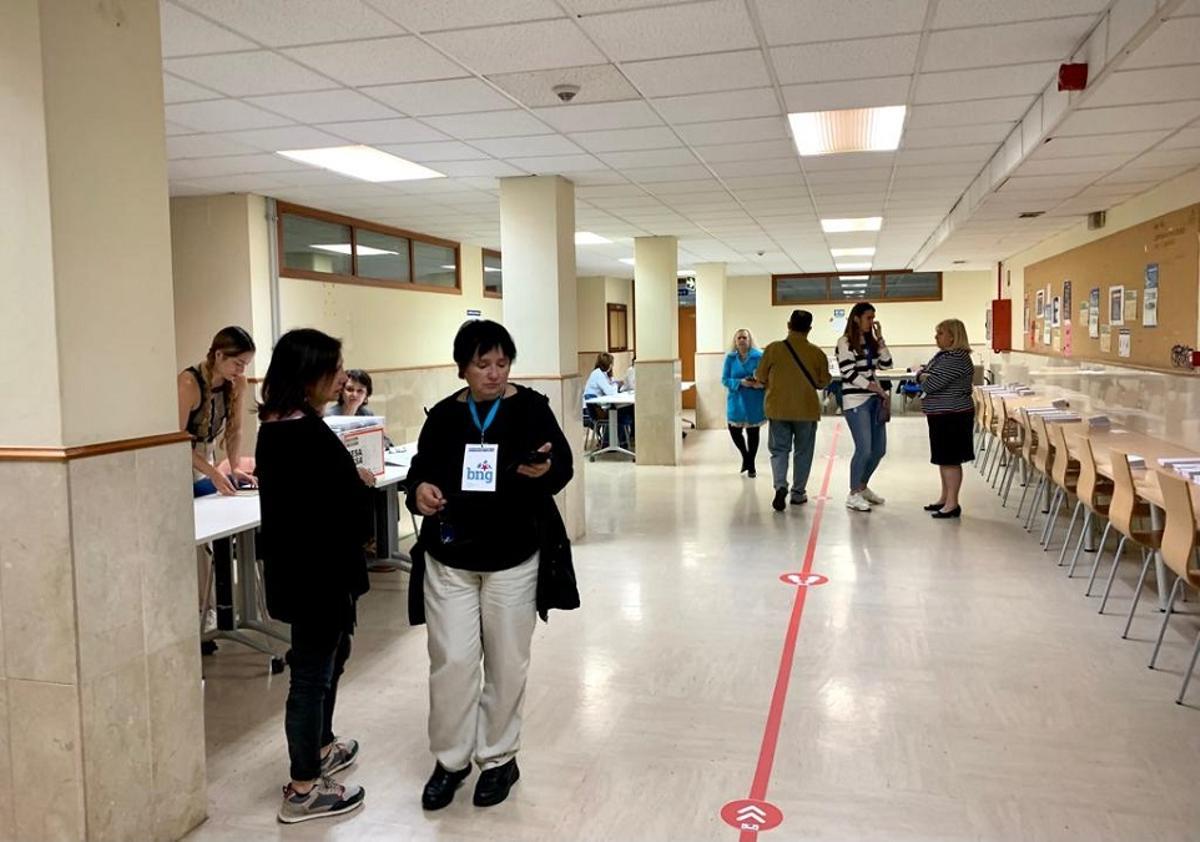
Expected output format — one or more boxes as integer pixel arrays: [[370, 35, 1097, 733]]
[[1063, 281, 1072, 318], [1118, 328, 1131, 358], [1052, 328, 1061, 351], [1100, 324, 1112, 353], [1143, 263, 1158, 327], [1089, 288, 1100, 337], [1123, 288, 1138, 324], [1043, 319, 1051, 345], [1063, 320, 1072, 357]]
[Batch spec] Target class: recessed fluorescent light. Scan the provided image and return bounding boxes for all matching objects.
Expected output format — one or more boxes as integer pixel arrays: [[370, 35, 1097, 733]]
[[484, 266, 501, 273], [311, 243, 399, 256], [830, 247, 876, 257], [836, 262, 873, 271], [575, 231, 612, 245], [788, 105, 906, 156], [276, 145, 444, 182], [839, 275, 869, 281], [619, 257, 636, 265], [821, 217, 883, 233], [619, 257, 691, 276], [439, 264, 457, 270]]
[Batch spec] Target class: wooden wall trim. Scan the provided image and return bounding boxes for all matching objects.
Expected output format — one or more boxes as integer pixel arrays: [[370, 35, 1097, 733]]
[[0, 431, 191, 462]]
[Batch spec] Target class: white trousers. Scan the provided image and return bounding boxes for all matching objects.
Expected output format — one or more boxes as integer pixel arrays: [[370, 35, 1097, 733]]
[[424, 552, 539, 772]]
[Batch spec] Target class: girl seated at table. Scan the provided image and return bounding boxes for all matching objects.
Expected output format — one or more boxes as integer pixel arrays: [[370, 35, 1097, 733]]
[[582, 353, 632, 446], [326, 368, 394, 449]]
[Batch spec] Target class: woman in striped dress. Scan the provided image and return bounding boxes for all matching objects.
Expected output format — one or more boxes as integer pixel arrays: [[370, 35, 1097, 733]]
[[916, 319, 976, 519]]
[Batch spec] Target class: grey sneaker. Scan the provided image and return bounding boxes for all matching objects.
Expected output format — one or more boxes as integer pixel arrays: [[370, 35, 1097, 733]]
[[278, 775, 365, 824], [790, 492, 808, 505], [320, 739, 359, 777]]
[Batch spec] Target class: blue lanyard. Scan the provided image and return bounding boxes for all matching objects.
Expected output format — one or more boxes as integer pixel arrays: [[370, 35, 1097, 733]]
[[467, 393, 501, 443]]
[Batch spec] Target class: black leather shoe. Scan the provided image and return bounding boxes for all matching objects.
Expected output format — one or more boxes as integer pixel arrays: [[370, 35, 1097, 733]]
[[931, 506, 962, 519], [772, 487, 787, 512], [473, 759, 519, 807], [422, 763, 470, 811], [923, 502, 945, 511]]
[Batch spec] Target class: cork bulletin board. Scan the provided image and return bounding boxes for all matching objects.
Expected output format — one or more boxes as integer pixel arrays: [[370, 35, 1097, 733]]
[[1023, 203, 1200, 372]]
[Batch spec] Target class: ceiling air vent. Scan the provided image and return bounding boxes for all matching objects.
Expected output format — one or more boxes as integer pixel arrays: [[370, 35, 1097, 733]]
[[1018, 211, 1044, 219]]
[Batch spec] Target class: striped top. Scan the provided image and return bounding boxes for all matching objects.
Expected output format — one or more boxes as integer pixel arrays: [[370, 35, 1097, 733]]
[[835, 335, 893, 411], [919, 349, 975, 414]]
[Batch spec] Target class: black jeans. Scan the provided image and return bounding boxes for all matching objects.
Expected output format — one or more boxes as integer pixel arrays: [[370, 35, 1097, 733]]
[[286, 622, 352, 781]]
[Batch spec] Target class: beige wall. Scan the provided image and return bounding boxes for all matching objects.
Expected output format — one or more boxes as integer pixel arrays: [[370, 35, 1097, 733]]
[[724, 270, 995, 365], [999, 168, 1200, 353]]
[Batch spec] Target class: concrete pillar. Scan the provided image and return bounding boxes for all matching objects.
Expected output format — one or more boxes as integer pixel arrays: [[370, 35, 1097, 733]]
[[499, 175, 585, 538], [0, 2, 206, 840], [633, 236, 681, 465], [694, 262, 728, 430]]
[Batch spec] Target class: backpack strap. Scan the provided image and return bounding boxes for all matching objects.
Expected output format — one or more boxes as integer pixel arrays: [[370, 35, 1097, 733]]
[[782, 340, 819, 390]]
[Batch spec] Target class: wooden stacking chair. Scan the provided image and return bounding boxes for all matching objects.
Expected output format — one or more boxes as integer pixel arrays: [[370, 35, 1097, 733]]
[[1097, 449, 1160, 613], [1145, 470, 1200, 705], [1061, 435, 1114, 574], [1040, 421, 1080, 551]]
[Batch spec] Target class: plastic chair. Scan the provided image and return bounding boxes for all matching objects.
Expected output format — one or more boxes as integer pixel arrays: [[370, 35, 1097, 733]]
[[1097, 449, 1159, 614]]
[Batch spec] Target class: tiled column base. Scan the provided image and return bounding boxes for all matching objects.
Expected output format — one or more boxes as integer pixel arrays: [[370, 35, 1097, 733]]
[[634, 360, 682, 466], [513, 376, 586, 540], [0, 440, 206, 842], [694, 353, 728, 430]]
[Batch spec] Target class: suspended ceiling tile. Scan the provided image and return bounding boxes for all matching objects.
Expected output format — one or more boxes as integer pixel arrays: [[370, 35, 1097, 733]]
[[164, 52, 335, 97], [622, 50, 771, 97], [756, 0, 928, 45], [923, 17, 1096, 72], [532, 100, 663, 132], [364, 78, 519, 116], [246, 90, 399, 123], [173, 0, 404, 46], [427, 19, 607, 74], [486, 64, 639, 107], [578, 0, 758, 62], [782, 76, 912, 113], [282, 37, 468, 87], [652, 88, 781, 124], [771, 35, 921, 85]]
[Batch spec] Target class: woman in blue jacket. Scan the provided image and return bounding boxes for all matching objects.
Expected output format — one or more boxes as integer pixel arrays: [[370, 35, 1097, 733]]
[[722, 329, 766, 476]]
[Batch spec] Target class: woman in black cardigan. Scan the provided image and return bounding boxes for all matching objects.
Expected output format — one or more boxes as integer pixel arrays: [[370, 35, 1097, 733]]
[[407, 320, 573, 811], [257, 329, 375, 824]]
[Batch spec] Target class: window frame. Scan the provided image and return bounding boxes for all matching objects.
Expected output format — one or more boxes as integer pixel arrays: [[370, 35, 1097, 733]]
[[481, 248, 502, 299], [770, 270, 942, 306], [277, 201, 461, 295], [607, 303, 629, 353]]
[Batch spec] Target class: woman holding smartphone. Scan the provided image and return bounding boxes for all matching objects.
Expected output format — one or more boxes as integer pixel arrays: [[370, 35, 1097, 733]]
[[722, 328, 766, 476], [406, 320, 573, 811], [836, 302, 892, 512]]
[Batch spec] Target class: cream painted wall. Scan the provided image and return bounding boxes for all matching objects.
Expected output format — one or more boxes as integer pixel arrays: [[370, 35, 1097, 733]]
[[0, 0, 63, 445], [1000, 168, 1200, 354], [576, 276, 607, 353], [170, 195, 267, 373], [724, 270, 995, 360], [40, 0, 178, 445], [277, 242, 500, 370]]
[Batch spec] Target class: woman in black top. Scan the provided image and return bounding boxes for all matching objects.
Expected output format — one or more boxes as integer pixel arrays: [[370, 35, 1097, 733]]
[[916, 319, 976, 519], [256, 329, 374, 825], [407, 320, 573, 811]]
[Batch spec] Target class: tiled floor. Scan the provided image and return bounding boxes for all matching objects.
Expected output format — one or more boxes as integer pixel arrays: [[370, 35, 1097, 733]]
[[187, 417, 1200, 842]]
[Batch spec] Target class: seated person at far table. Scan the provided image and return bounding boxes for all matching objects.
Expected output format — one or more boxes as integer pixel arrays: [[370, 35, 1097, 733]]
[[326, 368, 394, 449], [582, 352, 633, 444]]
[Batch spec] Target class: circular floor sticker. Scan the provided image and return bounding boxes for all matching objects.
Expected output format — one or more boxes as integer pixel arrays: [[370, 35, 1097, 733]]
[[720, 799, 783, 832], [778, 572, 829, 587]]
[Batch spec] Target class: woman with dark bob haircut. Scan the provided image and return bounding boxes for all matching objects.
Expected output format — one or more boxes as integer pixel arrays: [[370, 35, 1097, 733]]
[[405, 319, 573, 811], [256, 328, 376, 824]]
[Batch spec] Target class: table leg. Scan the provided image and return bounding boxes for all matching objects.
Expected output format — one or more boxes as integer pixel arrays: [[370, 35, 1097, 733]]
[[212, 537, 235, 631]]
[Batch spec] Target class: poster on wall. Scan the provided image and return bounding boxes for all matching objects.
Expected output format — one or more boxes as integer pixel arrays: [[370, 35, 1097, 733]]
[[1123, 288, 1138, 324], [1062, 280, 1072, 319], [1063, 321, 1073, 357], [1089, 288, 1100, 337], [1035, 289, 1045, 316], [1108, 285, 1124, 325], [1118, 328, 1132, 358], [1052, 295, 1062, 327], [1143, 263, 1159, 327], [1052, 327, 1061, 352], [1100, 324, 1112, 353], [1042, 317, 1051, 346]]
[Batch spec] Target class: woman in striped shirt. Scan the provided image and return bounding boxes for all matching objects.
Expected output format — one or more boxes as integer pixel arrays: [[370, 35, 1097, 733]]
[[916, 319, 976, 519], [835, 302, 892, 512]]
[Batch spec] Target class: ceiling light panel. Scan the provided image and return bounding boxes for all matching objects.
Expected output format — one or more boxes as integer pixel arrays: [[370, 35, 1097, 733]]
[[275, 146, 445, 182], [789, 106, 906, 156]]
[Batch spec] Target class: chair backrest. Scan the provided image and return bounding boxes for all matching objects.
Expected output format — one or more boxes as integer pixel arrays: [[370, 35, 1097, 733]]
[[1108, 449, 1139, 537], [1075, 436, 1106, 509], [1155, 469, 1199, 583], [1021, 410, 1037, 461], [1031, 414, 1052, 473], [983, 392, 996, 430], [1049, 422, 1078, 486]]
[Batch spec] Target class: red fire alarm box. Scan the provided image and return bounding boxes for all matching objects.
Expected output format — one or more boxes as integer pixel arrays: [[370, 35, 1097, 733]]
[[991, 299, 1012, 352], [1058, 63, 1088, 91]]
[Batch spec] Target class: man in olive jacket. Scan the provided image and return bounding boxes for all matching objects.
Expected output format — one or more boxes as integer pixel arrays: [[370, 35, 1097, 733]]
[[755, 310, 833, 511]]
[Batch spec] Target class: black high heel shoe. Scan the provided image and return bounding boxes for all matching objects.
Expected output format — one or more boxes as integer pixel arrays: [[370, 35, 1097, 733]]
[[931, 506, 962, 519], [923, 502, 945, 511]]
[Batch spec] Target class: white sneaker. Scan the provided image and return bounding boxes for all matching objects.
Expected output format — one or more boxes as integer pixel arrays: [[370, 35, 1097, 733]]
[[861, 488, 885, 505], [846, 492, 872, 512]]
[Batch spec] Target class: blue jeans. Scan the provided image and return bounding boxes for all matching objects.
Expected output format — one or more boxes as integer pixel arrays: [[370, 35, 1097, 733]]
[[768, 420, 817, 496], [844, 396, 887, 491]]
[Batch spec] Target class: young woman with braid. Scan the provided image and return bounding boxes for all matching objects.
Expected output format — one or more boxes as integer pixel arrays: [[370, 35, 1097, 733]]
[[177, 326, 257, 497]]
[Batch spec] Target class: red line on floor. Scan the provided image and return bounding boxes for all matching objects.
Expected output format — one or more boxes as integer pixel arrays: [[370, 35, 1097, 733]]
[[739, 425, 840, 842]]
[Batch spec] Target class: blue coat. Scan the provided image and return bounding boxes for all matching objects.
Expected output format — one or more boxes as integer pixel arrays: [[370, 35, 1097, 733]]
[[722, 349, 766, 425]]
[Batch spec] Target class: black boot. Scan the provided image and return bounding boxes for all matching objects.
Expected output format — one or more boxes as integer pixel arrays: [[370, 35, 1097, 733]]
[[473, 759, 520, 807], [422, 763, 470, 810]]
